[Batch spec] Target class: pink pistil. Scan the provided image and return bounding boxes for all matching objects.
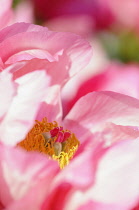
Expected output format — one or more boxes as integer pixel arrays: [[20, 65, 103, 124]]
[[63, 132, 71, 142], [50, 127, 71, 143], [50, 127, 59, 137], [55, 131, 64, 142]]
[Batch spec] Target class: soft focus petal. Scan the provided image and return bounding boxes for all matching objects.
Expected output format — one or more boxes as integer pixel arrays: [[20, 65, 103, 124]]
[[103, 0, 139, 29], [12, 1, 34, 24], [0, 70, 50, 146], [0, 0, 13, 29], [46, 15, 93, 38]]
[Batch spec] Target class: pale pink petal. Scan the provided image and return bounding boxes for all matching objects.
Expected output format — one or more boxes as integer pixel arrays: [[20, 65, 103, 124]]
[[12, 57, 70, 85], [101, 123, 139, 146], [0, 144, 59, 209], [0, 23, 48, 43], [0, 70, 50, 146], [64, 91, 139, 141], [0, 23, 92, 84], [36, 85, 63, 124], [91, 139, 139, 208], [0, 71, 16, 120], [6, 49, 57, 64]]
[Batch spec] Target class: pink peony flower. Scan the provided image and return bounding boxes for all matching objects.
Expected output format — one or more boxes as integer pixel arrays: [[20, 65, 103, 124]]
[[0, 22, 92, 86], [1, 68, 139, 210], [1, 17, 139, 210]]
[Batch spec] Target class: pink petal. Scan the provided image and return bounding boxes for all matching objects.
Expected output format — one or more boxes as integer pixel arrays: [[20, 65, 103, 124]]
[[0, 70, 50, 146], [103, 0, 139, 28], [36, 85, 63, 124], [0, 0, 13, 29], [91, 139, 139, 208], [0, 70, 16, 120], [62, 64, 139, 116], [0, 22, 92, 84], [12, 1, 34, 24], [0, 144, 59, 209], [0, 22, 48, 43], [64, 91, 139, 142], [101, 123, 139, 145], [46, 15, 93, 38], [6, 49, 57, 64]]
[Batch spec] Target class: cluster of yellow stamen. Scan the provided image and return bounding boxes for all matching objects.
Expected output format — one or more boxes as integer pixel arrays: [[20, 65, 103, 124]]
[[17, 118, 80, 169]]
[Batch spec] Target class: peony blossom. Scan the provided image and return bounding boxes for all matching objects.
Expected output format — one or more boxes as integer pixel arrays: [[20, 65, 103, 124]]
[[0, 14, 139, 210], [0, 22, 92, 86], [1, 66, 139, 210]]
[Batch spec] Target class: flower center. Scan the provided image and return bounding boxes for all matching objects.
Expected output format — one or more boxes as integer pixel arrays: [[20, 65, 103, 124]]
[[17, 118, 80, 169]]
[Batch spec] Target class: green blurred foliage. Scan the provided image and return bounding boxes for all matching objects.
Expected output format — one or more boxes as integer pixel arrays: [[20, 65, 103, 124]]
[[99, 30, 139, 63], [12, 0, 22, 8]]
